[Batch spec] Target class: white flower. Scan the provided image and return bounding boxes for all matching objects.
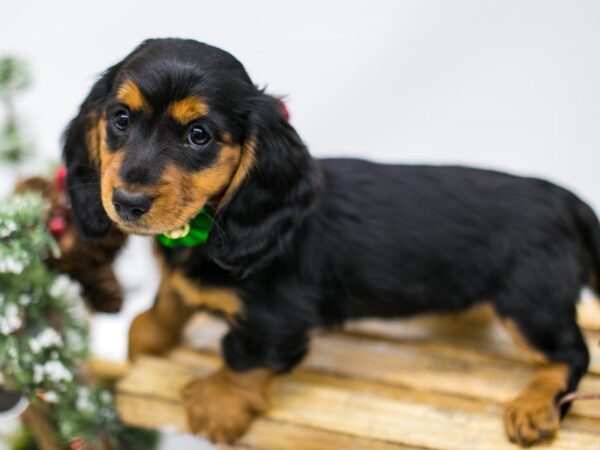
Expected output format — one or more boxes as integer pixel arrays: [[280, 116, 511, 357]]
[[0, 304, 22, 335], [49, 275, 81, 301], [0, 219, 17, 237], [43, 391, 59, 403], [65, 329, 85, 352], [48, 275, 89, 323], [66, 299, 89, 326], [29, 328, 63, 354], [18, 294, 31, 306], [0, 256, 24, 274], [6, 346, 17, 358], [99, 390, 112, 404], [76, 387, 94, 412], [33, 364, 45, 384], [42, 360, 73, 383]]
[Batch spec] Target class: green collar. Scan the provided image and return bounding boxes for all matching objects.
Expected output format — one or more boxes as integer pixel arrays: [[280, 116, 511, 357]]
[[156, 205, 214, 248]]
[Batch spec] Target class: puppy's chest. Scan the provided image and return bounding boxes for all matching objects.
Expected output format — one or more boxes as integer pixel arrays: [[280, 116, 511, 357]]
[[165, 269, 242, 317], [156, 246, 242, 317]]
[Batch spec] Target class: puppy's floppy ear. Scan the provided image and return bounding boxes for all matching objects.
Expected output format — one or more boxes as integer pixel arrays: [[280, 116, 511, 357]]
[[211, 93, 321, 278], [62, 63, 121, 239]]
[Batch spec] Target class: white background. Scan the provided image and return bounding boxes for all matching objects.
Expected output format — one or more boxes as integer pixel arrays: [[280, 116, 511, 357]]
[[2, 1, 600, 210], [1, 1, 600, 449]]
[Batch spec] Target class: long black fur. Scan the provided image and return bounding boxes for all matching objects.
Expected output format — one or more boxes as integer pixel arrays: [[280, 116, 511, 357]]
[[64, 38, 599, 415], [63, 62, 122, 238]]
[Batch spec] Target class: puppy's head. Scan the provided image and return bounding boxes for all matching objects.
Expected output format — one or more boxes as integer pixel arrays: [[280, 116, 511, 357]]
[[64, 38, 291, 238]]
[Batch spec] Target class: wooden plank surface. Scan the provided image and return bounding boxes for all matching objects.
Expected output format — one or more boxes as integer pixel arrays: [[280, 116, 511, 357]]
[[117, 354, 600, 450], [116, 300, 600, 449]]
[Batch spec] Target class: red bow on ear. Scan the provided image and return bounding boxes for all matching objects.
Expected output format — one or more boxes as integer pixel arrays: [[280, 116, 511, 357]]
[[48, 165, 68, 238], [277, 98, 290, 122], [54, 165, 67, 193]]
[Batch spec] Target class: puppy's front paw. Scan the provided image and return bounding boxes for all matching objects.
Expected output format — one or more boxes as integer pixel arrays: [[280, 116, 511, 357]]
[[183, 369, 270, 443], [504, 391, 560, 446]]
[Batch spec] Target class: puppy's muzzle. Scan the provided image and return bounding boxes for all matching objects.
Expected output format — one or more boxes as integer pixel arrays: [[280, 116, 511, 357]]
[[112, 188, 153, 222]]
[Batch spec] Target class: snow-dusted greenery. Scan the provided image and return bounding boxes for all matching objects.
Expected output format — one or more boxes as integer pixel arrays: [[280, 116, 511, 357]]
[[0, 193, 158, 450], [0, 57, 30, 164]]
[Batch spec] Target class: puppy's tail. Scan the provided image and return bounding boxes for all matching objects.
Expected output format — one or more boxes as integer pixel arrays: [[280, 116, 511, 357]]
[[573, 196, 600, 295]]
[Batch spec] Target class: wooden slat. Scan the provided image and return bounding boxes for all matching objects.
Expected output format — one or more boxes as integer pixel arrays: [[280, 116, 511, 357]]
[[345, 305, 600, 375], [116, 354, 600, 450], [89, 358, 130, 381], [344, 323, 600, 376], [232, 421, 423, 450]]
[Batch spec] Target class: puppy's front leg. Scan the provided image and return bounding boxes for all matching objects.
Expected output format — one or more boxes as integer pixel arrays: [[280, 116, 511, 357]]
[[183, 367, 273, 442], [184, 318, 310, 442]]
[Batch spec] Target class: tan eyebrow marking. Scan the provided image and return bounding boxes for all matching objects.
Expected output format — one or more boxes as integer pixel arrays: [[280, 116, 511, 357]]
[[116, 80, 151, 113], [168, 96, 209, 124]]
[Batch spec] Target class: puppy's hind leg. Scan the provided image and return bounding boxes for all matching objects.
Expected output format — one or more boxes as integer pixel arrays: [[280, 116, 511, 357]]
[[493, 280, 589, 446]]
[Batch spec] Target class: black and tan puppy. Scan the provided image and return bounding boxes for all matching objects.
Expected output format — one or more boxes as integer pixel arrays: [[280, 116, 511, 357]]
[[63, 38, 600, 445]]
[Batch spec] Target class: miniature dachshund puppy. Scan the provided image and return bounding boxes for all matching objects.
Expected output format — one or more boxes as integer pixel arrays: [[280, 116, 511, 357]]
[[63, 38, 599, 446]]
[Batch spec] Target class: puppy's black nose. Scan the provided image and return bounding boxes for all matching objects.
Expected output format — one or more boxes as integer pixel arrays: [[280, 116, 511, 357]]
[[112, 189, 153, 221]]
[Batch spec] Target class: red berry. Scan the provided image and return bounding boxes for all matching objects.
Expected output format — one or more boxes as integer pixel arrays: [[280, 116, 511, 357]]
[[69, 438, 86, 450], [48, 216, 67, 237]]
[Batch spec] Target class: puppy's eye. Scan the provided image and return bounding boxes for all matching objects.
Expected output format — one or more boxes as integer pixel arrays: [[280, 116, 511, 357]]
[[112, 110, 129, 131], [187, 126, 211, 146]]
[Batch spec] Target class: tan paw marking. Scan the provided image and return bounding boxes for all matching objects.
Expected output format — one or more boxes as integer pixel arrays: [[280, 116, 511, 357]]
[[504, 390, 560, 446], [503, 363, 568, 447], [183, 368, 272, 443]]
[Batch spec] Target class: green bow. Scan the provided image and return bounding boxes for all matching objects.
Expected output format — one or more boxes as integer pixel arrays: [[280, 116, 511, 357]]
[[156, 205, 214, 248]]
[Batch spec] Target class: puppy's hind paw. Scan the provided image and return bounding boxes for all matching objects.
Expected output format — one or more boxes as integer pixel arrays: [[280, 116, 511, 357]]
[[503, 392, 560, 446]]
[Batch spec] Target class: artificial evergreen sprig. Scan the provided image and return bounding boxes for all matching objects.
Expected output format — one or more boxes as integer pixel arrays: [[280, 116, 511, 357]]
[[0, 57, 31, 164], [0, 193, 158, 450]]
